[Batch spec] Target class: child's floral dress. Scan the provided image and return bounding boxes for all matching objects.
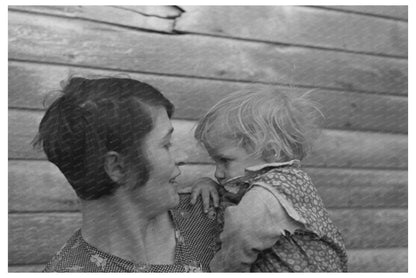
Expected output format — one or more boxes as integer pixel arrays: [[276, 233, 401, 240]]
[[210, 160, 348, 272]]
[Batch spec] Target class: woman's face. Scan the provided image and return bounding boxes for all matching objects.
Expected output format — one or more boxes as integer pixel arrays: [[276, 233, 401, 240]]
[[132, 107, 182, 216]]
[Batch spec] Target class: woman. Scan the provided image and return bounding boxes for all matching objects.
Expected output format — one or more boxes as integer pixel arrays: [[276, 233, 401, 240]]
[[34, 77, 218, 272]]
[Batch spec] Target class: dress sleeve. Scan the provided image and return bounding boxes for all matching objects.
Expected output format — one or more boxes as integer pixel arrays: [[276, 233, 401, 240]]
[[209, 185, 301, 272]]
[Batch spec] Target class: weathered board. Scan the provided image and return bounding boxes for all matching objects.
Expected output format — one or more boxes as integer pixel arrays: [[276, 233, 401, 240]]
[[8, 5, 178, 33], [9, 11, 407, 95], [175, 6, 407, 57], [9, 161, 407, 212], [328, 209, 407, 249], [8, 109, 408, 169], [8, 61, 408, 134], [9, 213, 82, 265], [8, 209, 407, 264], [9, 264, 45, 272], [320, 5, 408, 21], [8, 247, 408, 272], [347, 248, 407, 272], [116, 5, 182, 18]]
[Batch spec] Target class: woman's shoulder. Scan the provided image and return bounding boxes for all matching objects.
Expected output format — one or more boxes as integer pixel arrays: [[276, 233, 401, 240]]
[[171, 193, 218, 271], [174, 193, 219, 238], [43, 230, 105, 272], [43, 230, 137, 272]]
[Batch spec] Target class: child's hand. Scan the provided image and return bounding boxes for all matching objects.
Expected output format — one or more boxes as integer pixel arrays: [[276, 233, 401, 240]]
[[190, 177, 220, 213]]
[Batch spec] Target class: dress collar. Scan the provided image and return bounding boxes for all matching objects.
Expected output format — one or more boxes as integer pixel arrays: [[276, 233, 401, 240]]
[[222, 159, 301, 184], [245, 159, 300, 172]]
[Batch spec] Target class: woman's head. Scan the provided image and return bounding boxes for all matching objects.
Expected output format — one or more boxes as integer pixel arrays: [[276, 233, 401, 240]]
[[33, 77, 175, 200], [194, 89, 322, 182]]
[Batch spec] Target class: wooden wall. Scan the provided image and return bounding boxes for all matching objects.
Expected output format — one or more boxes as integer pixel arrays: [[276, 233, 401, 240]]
[[8, 6, 408, 272]]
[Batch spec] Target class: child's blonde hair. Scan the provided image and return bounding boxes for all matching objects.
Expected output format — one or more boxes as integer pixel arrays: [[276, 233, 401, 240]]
[[194, 89, 322, 162]]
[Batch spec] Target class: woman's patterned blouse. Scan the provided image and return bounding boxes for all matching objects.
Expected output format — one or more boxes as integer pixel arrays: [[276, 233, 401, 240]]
[[215, 161, 348, 272], [43, 194, 218, 272]]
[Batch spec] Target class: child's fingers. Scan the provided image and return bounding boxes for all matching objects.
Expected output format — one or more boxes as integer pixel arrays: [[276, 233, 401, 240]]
[[202, 190, 210, 213], [211, 190, 219, 208], [190, 187, 200, 205]]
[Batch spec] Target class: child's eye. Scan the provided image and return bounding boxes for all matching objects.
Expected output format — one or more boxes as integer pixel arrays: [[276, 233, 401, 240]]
[[217, 157, 231, 164], [164, 142, 172, 149]]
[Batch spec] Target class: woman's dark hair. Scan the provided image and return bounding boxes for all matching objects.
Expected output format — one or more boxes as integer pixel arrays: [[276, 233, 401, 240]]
[[33, 77, 174, 200]]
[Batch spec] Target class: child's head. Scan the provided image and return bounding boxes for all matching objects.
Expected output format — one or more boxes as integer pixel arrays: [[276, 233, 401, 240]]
[[194, 89, 321, 183]]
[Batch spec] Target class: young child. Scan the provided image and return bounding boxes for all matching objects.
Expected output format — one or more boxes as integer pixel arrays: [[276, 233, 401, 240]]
[[192, 89, 348, 272]]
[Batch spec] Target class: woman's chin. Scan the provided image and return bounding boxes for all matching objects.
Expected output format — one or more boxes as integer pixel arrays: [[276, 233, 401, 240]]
[[173, 193, 180, 207], [172, 185, 180, 206], [168, 182, 180, 207]]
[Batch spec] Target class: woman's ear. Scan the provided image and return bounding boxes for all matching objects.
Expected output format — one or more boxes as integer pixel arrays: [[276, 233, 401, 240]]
[[104, 151, 127, 183]]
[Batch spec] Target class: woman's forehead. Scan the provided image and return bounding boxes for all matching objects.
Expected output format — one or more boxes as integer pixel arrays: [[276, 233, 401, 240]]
[[149, 107, 173, 139]]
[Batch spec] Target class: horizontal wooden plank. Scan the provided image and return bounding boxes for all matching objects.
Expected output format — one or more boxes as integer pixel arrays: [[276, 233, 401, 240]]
[[8, 209, 407, 265], [9, 161, 407, 212], [114, 5, 182, 18], [304, 129, 407, 169], [9, 213, 82, 265], [308, 168, 407, 208], [321, 6, 408, 20], [176, 6, 407, 57], [8, 61, 408, 134], [8, 11, 407, 95], [7, 248, 408, 272], [8, 264, 45, 272], [330, 209, 407, 249], [347, 248, 407, 272], [8, 109, 408, 169], [9, 5, 176, 33]]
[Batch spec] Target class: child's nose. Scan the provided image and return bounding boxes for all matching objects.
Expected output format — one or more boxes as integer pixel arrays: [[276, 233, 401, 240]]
[[214, 166, 225, 183]]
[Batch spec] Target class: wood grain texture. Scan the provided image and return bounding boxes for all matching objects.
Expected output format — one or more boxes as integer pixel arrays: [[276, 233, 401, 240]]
[[9, 5, 176, 33], [329, 209, 407, 249], [176, 6, 407, 57], [8, 61, 408, 134], [8, 209, 407, 264], [8, 11, 407, 95], [9, 161, 407, 212], [321, 5, 408, 20], [116, 5, 182, 18], [8, 264, 45, 272], [7, 248, 408, 272], [9, 213, 82, 265], [347, 248, 407, 272], [8, 109, 408, 169], [308, 168, 407, 208]]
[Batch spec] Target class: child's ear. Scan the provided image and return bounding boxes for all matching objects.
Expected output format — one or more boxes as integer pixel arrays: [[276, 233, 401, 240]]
[[262, 147, 277, 163], [104, 151, 127, 183]]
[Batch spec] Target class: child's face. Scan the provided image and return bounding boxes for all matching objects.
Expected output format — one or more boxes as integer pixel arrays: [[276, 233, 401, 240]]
[[205, 137, 266, 185]]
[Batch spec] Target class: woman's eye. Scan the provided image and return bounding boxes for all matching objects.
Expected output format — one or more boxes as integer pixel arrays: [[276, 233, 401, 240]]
[[164, 142, 172, 149]]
